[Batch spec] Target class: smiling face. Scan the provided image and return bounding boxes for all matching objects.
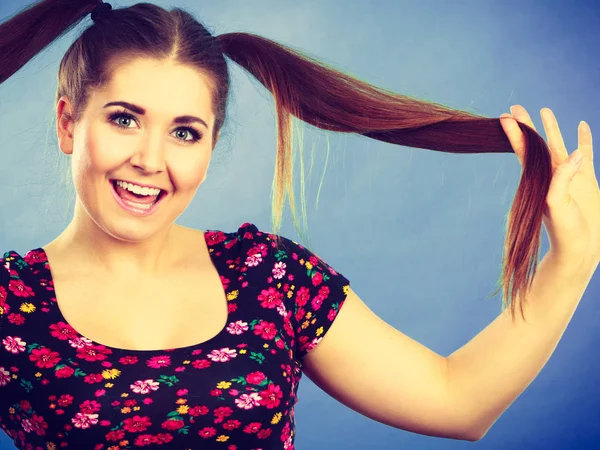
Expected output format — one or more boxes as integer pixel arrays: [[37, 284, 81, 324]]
[[56, 57, 220, 243]]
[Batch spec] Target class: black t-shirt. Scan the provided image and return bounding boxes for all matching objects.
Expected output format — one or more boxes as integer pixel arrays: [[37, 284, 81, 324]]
[[0, 222, 350, 449]]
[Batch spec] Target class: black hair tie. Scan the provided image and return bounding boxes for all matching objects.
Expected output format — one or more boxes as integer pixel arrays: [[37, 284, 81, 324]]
[[91, 2, 112, 23]]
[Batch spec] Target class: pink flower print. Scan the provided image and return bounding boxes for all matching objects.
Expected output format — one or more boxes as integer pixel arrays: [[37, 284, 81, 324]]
[[246, 371, 266, 385], [146, 355, 171, 369], [207, 347, 237, 362], [71, 412, 99, 429], [272, 261, 287, 279], [0, 366, 12, 387], [198, 427, 217, 438], [69, 336, 93, 350], [213, 406, 233, 423], [257, 287, 284, 309], [234, 392, 262, 410], [245, 252, 263, 267], [130, 379, 160, 395], [2, 336, 26, 354], [311, 295, 324, 311], [226, 320, 249, 335]]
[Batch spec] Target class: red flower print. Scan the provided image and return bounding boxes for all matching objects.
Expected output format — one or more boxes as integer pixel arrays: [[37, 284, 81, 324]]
[[257, 428, 272, 439], [49, 322, 78, 341], [245, 371, 266, 385], [189, 405, 210, 416], [198, 426, 217, 438], [295, 286, 310, 307], [222, 419, 242, 430], [254, 320, 277, 340], [311, 271, 323, 286], [146, 355, 171, 369], [83, 373, 104, 384], [118, 355, 139, 365], [213, 406, 233, 423], [161, 418, 184, 431], [258, 383, 283, 409], [29, 347, 61, 369], [54, 365, 75, 379], [205, 230, 227, 246], [7, 313, 24, 325], [134, 434, 157, 445], [311, 295, 324, 311], [123, 415, 152, 433], [8, 279, 35, 298], [76, 344, 112, 362], [257, 287, 284, 309], [57, 395, 74, 407], [105, 429, 126, 442], [243, 421, 261, 434], [192, 359, 212, 369], [79, 400, 102, 414], [155, 433, 174, 444]]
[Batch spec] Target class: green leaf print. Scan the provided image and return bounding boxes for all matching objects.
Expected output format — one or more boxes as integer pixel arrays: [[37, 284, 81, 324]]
[[157, 374, 180, 387], [177, 425, 190, 435], [230, 376, 247, 385], [274, 249, 288, 261], [166, 411, 182, 418], [20, 379, 33, 393], [249, 352, 265, 364]]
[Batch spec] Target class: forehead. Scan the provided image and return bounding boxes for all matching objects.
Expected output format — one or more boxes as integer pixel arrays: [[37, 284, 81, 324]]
[[100, 58, 214, 123]]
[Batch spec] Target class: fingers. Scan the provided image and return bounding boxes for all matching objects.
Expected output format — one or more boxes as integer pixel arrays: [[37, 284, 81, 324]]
[[540, 108, 568, 165]]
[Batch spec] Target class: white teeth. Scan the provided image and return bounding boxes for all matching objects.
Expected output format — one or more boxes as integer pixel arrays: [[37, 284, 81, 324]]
[[115, 180, 161, 196]]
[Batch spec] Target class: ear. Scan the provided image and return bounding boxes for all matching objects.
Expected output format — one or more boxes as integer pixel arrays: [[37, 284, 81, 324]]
[[56, 96, 75, 156]]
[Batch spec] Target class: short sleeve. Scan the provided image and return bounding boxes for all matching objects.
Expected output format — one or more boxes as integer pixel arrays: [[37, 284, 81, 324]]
[[276, 236, 350, 361], [0, 252, 12, 330]]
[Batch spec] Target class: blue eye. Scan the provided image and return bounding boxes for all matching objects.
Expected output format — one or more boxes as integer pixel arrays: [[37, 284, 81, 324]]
[[108, 110, 203, 143]]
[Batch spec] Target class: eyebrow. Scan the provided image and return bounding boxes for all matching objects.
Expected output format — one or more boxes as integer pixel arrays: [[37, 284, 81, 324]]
[[103, 101, 208, 129]]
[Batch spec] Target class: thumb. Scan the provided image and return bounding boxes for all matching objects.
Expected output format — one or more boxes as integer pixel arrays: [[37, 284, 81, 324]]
[[548, 150, 583, 204]]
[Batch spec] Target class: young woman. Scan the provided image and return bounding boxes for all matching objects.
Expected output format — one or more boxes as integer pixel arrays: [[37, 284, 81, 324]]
[[0, 1, 598, 449]]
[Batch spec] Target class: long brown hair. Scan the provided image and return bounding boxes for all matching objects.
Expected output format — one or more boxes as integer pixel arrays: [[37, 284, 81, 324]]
[[0, 0, 553, 322]]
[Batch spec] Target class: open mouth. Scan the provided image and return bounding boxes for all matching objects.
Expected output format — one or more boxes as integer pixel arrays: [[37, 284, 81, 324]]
[[110, 179, 168, 202], [109, 179, 168, 215]]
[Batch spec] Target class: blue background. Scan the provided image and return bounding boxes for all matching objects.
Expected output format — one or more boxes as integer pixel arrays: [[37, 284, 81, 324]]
[[1, 0, 599, 449]]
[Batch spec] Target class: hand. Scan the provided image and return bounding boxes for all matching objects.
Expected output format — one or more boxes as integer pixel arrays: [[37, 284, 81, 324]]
[[500, 105, 600, 265]]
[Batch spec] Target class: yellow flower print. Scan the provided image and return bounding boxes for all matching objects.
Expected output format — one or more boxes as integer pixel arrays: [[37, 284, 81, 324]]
[[35, 372, 42, 378], [20, 302, 36, 313], [177, 405, 189, 415], [216, 435, 230, 442], [0, 306, 4, 315], [299, 258, 305, 265], [301, 320, 309, 330], [287, 291, 293, 299], [305, 262, 313, 270], [271, 412, 283, 424], [277, 282, 281, 289], [121, 406, 132, 414], [239, 349, 247, 354], [104, 382, 114, 388], [176, 398, 187, 405], [216, 381, 232, 389], [306, 312, 312, 320], [226, 290, 239, 301], [120, 393, 129, 398], [102, 368, 121, 379], [46, 442, 57, 450], [316, 326, 324, 337]]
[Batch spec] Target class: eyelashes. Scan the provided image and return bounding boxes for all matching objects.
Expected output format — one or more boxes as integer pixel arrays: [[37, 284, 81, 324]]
[[107, 109, 203, 144]]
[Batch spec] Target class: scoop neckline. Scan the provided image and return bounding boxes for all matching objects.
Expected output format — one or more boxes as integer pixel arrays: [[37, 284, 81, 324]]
[[30, 228, 236, 355]]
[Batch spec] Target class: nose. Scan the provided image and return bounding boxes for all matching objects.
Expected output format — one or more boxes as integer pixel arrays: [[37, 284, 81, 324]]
[[128, 136, 167, 174]]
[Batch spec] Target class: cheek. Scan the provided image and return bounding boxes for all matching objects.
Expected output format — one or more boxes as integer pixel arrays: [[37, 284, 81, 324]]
[[171, 155, 211, 190]]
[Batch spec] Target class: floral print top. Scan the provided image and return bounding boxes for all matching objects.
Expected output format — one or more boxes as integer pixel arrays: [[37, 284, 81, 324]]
[[0, 222, 350, 450]]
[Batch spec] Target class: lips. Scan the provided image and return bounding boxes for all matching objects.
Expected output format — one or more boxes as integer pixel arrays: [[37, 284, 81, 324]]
[[110, 179, 168, 202]]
